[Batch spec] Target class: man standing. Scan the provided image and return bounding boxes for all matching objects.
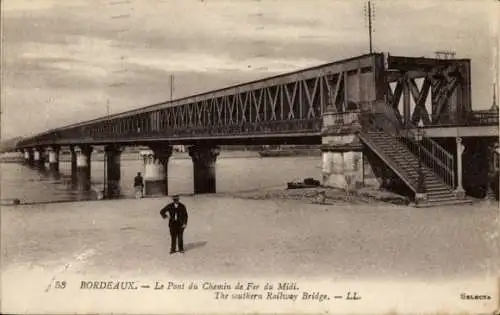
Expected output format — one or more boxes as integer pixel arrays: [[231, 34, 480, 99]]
[[134, 172, 144, 199], [160, 195, 188, 254]]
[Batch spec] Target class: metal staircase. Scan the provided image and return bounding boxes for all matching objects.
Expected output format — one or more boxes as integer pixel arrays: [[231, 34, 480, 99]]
[[357, 108, 471, 207]]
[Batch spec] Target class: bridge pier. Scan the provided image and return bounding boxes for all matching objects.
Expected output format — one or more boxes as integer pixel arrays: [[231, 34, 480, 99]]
[[75, 145, 93, 191], [461, 138, 491, 199], [321, 147, 363, 190], [142, 145, 172, 196], [48, 146, 60, 173], [105, 145, 122, 198], [23, 149, 34, 166], [69, 146, 78, 186], [188, 145, 220, 194], [321, 108, 364, 190], [33, 148, 45, 169]]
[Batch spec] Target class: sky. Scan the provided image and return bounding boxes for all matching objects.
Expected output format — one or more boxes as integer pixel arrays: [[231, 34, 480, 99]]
[[1, 0, 499, 139]]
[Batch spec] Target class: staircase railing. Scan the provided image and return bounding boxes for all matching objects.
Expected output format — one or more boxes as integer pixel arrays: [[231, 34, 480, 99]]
[[359, 110, 455, 189]]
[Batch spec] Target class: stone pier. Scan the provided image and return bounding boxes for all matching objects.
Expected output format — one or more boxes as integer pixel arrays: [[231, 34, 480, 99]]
[[33, 148, 45, 168], [141, 145, 172, 196], [48, 146, 60, 173], [69, 146, 78, 187], [321, 109, 364, 190], [105, 145, 122, 198], [321, 141, 364, 190], [23, 149, 34, 166], [75, 145, 93, 191], [188, 145, 220, 194]]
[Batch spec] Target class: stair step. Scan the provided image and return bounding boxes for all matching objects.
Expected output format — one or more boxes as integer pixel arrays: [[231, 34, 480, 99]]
[[393, 163, 420, 167], [389, 153, 417, 158], [425, 186, 450, 191], [394, 163, 420, 168], [427, 192, 455, 198], [428, 196, 459, 202], [389, 158, 418, 162], [414, 198, 473, 208], [427, 188, 453, 193], [405, 174, 441, 181], [408, 177, 442, 183]]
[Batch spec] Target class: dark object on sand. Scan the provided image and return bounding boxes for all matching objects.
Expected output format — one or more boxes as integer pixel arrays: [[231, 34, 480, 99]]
[[287, 177, 321, 189]]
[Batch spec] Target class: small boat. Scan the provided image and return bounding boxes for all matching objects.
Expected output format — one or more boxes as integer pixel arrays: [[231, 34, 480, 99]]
[[286, 178, 321, 189], [258, 148, 321, 157]]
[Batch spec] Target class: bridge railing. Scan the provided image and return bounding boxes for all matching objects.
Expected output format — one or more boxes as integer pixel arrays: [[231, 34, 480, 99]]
[[84, 118, 323, 141], [469, 110, 499, 126], [416, 110, 499, 127], [321, 110, 362, 135]]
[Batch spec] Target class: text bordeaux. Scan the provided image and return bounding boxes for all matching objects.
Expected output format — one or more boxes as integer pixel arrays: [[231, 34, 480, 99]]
[[80, 281, 138, 290]]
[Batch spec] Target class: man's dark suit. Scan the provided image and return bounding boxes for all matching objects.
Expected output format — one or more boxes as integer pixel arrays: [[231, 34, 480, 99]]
[[160, 202, 188, 253]]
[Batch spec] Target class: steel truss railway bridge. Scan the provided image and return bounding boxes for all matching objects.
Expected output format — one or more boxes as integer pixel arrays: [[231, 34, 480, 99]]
[[16, 53, 499, 206]]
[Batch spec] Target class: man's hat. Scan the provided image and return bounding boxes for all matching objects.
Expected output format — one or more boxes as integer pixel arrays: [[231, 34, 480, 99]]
[[172, 194, 180, 200]]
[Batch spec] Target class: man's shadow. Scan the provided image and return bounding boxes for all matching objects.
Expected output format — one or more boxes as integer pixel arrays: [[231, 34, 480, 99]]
[[184, 241, 207, 252]]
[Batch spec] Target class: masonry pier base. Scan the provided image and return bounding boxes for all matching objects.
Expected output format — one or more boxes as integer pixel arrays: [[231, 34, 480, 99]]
[[33, 148, 45, 169], [142, 145, 172, 196], [75, 146, 93, 191], [23, 149, 34, 166], [321, 137, 364, 191], [188, 145, 220, 194], [105, 145, 122, 198], [48, 146, 60, 173]]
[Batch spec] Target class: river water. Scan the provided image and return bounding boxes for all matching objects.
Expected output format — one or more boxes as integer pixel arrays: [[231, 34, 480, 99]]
[[0, 153, 322, 204]]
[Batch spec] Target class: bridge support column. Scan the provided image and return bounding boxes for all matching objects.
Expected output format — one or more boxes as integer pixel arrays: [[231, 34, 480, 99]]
[[48, 146, 60, 173], [142, 145, 172, 196], [70, 146, 77, 185], [75, 145, 93, 191], [322, 151, 346, 188], [23, 149, 34, 166], [454, 137, 466, 199], [188, 145, 220, 194], [321, 149, 363, 190], [487, 142, 499, 201], [33, 148, 45, 168], [105, 145, 122, 198], [321, 132, 363, 190]]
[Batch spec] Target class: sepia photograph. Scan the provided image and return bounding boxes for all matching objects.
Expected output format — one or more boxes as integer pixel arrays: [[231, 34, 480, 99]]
[[1, 0, 499, 314]]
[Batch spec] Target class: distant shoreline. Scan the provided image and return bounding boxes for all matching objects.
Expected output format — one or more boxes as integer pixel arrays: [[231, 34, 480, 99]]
[[0, 150, 266, 163], [0, 149, 326, 164]]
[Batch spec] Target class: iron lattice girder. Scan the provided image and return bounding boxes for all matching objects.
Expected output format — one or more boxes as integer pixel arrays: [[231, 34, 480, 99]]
[[26, 58, 379, 148], [409, 77, 431, 124], [384, 56, 470, 126], [386, 55, 469, 72], [84, 53, 377, 124], [18, 54, 385, 148], [19, 53, 474, 147]]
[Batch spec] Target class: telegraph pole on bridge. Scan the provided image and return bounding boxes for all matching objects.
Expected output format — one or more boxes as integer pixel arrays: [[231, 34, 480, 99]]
[[364, 0, 375, 54]]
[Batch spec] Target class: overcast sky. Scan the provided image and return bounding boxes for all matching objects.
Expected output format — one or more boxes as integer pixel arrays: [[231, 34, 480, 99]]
[[1, 0, 498, 139]]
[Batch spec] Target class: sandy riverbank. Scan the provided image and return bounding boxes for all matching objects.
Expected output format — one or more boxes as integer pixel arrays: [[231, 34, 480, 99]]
[[2, 194, 498, 279], [1, 194, 498, 314]]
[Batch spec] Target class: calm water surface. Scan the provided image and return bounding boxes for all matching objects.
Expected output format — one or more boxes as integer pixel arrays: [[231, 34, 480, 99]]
[[1, 154, 321, 204]]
